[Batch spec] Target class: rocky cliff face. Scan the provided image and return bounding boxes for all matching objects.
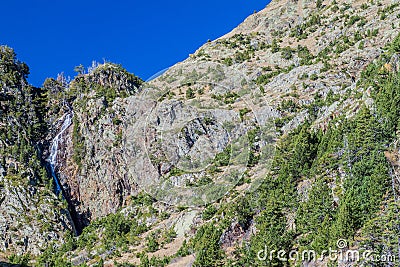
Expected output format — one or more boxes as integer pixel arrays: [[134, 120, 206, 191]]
[[51, 64, 142, 228], [55, 60, 278, 222]]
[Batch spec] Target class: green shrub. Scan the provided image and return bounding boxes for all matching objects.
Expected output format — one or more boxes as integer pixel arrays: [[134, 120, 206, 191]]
[[186, 87, 195, 99], [8, 254, 30, 266], [202, 205, 217, 220], [281, 46, 294, 60], [146, 233, 159, 252]]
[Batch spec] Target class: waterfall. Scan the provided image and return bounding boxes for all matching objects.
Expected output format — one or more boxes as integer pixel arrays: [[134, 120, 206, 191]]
[[47, 112, 73, 195]]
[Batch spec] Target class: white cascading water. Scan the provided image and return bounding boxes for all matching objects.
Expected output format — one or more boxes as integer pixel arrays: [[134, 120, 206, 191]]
[[47, 112, 73, 195]]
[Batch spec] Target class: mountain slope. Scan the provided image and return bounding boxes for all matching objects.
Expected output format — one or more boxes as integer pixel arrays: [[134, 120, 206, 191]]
[[2, 0, 400, 266]]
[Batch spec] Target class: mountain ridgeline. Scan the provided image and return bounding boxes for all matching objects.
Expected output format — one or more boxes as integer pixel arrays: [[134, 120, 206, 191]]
[[2, 0, 400, 266]]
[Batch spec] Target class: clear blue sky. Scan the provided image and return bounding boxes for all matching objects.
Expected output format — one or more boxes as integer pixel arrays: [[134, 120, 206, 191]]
[[2, 0, 271, 87]]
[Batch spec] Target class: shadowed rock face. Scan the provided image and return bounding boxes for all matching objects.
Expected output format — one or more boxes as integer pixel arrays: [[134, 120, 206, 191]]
[[0, 262, 22, 267]]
